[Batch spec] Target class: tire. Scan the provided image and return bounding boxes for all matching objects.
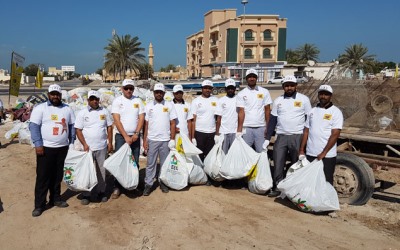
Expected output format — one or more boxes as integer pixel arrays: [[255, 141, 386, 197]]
[[334, 153, 375, 205], [212, 88, 219, 95], [218, 88, 226, 94], [267, 81, 272, 84]]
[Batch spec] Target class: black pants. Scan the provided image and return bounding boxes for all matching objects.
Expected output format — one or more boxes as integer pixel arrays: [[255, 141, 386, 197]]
[[306, 155, 336, 185], [34, 146, 69, 209], [195, 131, 215, 162]]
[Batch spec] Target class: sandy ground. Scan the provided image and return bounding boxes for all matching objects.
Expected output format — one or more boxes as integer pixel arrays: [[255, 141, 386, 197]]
[[0, 93, 399, 249]]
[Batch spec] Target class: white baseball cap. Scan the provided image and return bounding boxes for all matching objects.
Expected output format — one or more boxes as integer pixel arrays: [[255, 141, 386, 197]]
[[245, 68, 258, 77], [318, 84, 333, 94], [88, 90, 100, 99], [202, 80, 213, 87], [282, 75, 297, 84], [154, 83, 165, 92], [173, 85, 184, 93], [225, 78, 236, 87], [48, 84, 61, 94], [122, 79, 135, 87]]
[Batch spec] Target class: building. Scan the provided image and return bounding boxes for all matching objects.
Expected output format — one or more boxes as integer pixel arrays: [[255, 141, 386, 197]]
[[186, 9, 287, 83]]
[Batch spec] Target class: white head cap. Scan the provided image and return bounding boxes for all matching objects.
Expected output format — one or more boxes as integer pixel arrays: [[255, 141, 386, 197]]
[[282, 75, 297, 84], [154, 83, 165, 92], [225, 78, 236, 87], [48, 84, 62, 94], [122, 79, 135, 87], [318, 85, 333, 94], [88, 90, 100, 99], [173, 85, 184, 93], [245, 68, 258, 78], [202, 80, 213, 87]]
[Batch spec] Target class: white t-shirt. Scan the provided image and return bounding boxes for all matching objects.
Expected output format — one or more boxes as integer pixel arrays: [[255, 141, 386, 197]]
[[30, 102, 75, 148], [305, 104, 343, 158], [215, 96, 238, 134], [271, 93, 312, 135], [111, 95, 145, 135], [74, 107, 113, 151], [236, 86, 272, 127], [190, 95, 219, 133], [145, 100, 177, 141], [173, 101, 191, 137]]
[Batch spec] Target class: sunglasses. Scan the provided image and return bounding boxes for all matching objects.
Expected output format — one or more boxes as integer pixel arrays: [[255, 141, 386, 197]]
[[123, 86, 134, 91]]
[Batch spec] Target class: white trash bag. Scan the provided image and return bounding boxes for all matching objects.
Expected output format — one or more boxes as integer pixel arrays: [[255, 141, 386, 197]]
[[63, 150, 98, 192], [204, 140, 225, 181], [187, 155, 208, 185], [277, 160, 340, 212], [176, 133, 202, 156], [104, 143, 139, 190], [287, 157, 310, 177], [248, 151, 273, 195], [159, 151, 190, 190], [220, 137, 260, 179]]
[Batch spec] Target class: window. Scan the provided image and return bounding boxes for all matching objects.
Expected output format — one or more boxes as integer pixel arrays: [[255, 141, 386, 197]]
[[263, 48, 272, 59], [263, 30, 272, 41], [244, 49, 253, 59], [245, 30, 254, 41]]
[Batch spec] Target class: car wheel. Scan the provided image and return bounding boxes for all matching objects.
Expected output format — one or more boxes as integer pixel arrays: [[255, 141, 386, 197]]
[[268, 81, 272, 84]]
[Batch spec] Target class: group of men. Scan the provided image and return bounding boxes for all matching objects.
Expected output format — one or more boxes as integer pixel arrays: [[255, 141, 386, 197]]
[[29, 68, 343, 217]]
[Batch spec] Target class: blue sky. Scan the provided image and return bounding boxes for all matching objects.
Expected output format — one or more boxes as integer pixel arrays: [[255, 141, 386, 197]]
[[0, 0, 399, 74]]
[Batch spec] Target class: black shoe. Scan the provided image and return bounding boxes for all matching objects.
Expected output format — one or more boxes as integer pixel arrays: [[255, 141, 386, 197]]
[[160, 182, 169, 193], [81, 197, 90, 205], [205, 180, 212, 186], [98, 193, 108, 202], [267, 189, 281, 198], [143, 185, 152, 196], [32, 208, 43, 217], [53, 201, 69, 208]]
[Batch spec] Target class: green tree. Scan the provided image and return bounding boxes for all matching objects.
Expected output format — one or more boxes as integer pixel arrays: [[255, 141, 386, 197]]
[[285, 49, 301, 64], [104, 34, 145, 80], [137, 63, 154, 79], [95, 68, 103, 76], [160, 64, 176, 72], [295, 43, 320, 63], [338, 43, 375, 78], [24, 64, 39, 76]]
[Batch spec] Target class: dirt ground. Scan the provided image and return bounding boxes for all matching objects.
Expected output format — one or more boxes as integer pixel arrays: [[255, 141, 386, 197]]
[[0, 94, 399, 250]]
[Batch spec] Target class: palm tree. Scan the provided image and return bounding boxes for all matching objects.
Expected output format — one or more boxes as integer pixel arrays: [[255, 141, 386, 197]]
[[295, 43, 320, 63], [285, 49, 300, 64], [338, 43, 375, 79], [104, 34, 145, 80]]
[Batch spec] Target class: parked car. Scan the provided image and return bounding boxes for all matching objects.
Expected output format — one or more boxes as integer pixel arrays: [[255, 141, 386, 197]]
[[267, 76, 284, 84], [295, 76, 309, 83]]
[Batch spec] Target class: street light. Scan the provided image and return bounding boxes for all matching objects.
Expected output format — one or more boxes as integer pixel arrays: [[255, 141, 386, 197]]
[[241, 0, 248, 85]]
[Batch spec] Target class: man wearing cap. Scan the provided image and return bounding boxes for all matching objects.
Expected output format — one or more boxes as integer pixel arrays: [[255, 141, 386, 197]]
[[75, 90, 113, 205], [190, 80, 219, 161], [143, 83, 177, 195], [29, 84, 76, 217], [299, 84, 343, 185], [237, 68, 272, 153], [172, 85, 191, 138], [111, 79, 145, 198], [215, 78, 238, 154], [265, 75, 312, 197]]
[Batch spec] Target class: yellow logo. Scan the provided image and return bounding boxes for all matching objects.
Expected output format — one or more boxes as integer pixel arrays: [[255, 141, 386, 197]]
[[133, 103, 139, 108], [51, 115, 58, 121], [323, 114, 332, 120], [257, 94, 264, 99], [294, 101, 302, 107], [99, 115, 106, 120], [211, 102, 216, 107], [163, 107, 169, 112], [184, 108, 188, 112]]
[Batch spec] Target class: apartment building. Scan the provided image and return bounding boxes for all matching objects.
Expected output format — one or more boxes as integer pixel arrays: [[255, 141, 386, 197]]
[[186, 9, 287, 83]]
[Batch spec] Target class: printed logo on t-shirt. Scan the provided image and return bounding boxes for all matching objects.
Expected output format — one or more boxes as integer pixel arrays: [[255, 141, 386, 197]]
[[84, 116, 89, 122], [100, 115, 106, 120], [51, 114, 58, 121], [211, 102, 216, 107], [222, 103, 227, 109], [133, 103, 139, 108], [184, 108, 188, 112], [323, 114, 332, 120], [243, 96, 248, 101], [257, 94, 264, 99], [294, 101, 302, 107], [163, 107, 169, 112]]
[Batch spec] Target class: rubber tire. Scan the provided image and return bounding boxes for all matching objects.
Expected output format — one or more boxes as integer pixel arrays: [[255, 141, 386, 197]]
[[218, 88, 226, 94], [335, 153, 375, 205], [212, 89, 219, 95], [267, 81, 272, 84]]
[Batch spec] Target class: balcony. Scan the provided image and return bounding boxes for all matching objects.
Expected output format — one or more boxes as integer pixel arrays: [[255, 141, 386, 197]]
[[244, 55, 254, 59]]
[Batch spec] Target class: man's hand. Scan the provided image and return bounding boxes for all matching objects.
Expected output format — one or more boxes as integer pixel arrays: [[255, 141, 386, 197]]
[[191, 138, 197, 146], [124, 135, 133, 145], [317, 152, 327, 161], [214, 135, 220, 144], [107, 142, 113, 153], [82, 144, 89, 152], [168, 140, 176, 150], [131, 133, 139, 142], [143, 139, 149, 151], [35, 146, 44, 156], [235, 132, 243, 138], [298, 154, 306, 161], [262, 140, 270, 150]]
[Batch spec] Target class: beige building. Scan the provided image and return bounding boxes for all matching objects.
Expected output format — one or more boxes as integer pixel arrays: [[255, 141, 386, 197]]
[[186, 9, 287, 83]]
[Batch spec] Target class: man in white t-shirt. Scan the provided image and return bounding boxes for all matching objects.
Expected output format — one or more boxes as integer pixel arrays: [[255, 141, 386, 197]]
[[215, 78, 238, 154], [265, 75, 312, 197], [143, 83, 177, 196], [190, 80, 219, 161], [75, 90, 113, 205], [237, 68, 272, 153], [172, 84, 191, 138], [111, 79, 145, 198], [299, 84, 343, 185], [29, 84, 76, 217]]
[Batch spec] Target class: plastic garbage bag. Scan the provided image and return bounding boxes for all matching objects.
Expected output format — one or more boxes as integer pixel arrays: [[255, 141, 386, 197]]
[[220, 137, 260, 179], [104, 143, 139, 190], [204, 140, 225, 181], [159, 151, 189, 190], [277, 160, 340, 212], [287, 158, 310, 177], [63, 150, 98, 192], [187, 155, 208, 185], [248, 151, 273, 194], [176, 133, 202, 156]]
